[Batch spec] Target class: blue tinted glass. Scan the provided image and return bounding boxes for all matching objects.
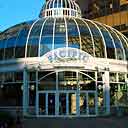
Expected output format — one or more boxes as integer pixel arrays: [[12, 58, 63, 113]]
[[42, 19, 54, 35], [76, 19, 94, 56], [100, 29, 114, 48], [68, 43, 80, 48], [5, 37, 17, 48], [116, 33, 128, 60], [96, 24, 115, 59], [86, 21, 105, 58], [16, 29, 29, 46], [28, 37, 39, 45], [67, 19, 80, 49], [29, 25, 42, 37], [50, 1, 53, 8], [16, 37, 27, 46], [54, 2, 57, 8], [54, 36, 66, 49], [40, 18, 54, 56], [0, 40, 6, 48], [114, 39, 122, 48], [67, 20, 79, 36], [26, 20, 36, 25], [40, 36, 53, 56], [107, 29, 124, 60], [54, 18, 66, 49], [41, 36, 53, 47]]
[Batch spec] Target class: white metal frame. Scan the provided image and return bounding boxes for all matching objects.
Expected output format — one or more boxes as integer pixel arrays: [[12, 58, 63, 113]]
[[35, 70, 98, 117]]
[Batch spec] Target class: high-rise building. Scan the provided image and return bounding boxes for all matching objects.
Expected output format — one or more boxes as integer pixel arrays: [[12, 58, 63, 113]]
[[76, 0, 128, 37]]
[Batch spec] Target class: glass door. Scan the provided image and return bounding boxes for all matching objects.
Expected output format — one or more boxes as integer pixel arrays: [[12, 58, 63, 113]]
[[59, 93, 66, 115], [79, 92, 97, 116], [48, 93, 55, 115], [39, 92, 56, 116], [88, 92, 96, 115], [39, 93, 46, 115]]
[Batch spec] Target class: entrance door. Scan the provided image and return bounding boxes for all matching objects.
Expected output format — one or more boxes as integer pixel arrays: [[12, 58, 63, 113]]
[[37, 71, 97, 117], [79, 92, 97, 116], [59, 92, 77, 116], [48, 93, 55, 115], [39, 92, 55, 116]]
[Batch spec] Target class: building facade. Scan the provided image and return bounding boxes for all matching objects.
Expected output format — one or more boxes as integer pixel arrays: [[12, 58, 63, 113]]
[[0, 0, 128, 117], [76, 0, 128, 37]]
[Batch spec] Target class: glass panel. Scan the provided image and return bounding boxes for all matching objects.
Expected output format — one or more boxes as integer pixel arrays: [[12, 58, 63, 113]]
[[0, 49, 4, 60], [88, 93, 96, 115], [15, 28, 29, 58], [97, 72, 104, 81], [110, 72, 117, 82], [27, 20, 44, 57], [116, 32, 128, 60], [4, 37, 17, 59], [39, 93, 46, 115], [27, 38, 38, 57], [97, 82, 104, 115], [110, 83, 128, 107], [59, 93, 66, 115], [118, 73, 125, 82], [67, 18, 80, 49], [96, 23, 115, 59], [76, 19, 94, 56], [86, 21, 105, 58], [105, 27, 124, 60], [69, 93, 76, 115], [14, 72, 23, 82], [54, 18, 66, 49], [48, 93, 55, 115], [0, 84, 22, 106], [39, 73, 56, 90], [5, 48, 14, 59], [40, 18, 54, 56], [79, 72, 96, 90], [58, 71, 77, 90], [80, 93, 87, 115], [15, 46, 25, 58]]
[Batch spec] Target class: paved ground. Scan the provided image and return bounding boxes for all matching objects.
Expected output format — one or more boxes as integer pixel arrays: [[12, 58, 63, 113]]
[[23, 116, 128, 128]]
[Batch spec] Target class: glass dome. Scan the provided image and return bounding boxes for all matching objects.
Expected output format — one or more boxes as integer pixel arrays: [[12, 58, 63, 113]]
[[0, 0, 128, 61], [0, 17, 128, 61]]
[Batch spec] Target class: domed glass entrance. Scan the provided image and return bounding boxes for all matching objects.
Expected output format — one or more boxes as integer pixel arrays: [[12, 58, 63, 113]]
[[37, 71, 97, 117]]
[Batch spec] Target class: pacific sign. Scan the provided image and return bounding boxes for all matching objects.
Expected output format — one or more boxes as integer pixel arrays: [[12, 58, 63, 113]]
[[41, 47, 94, 64]]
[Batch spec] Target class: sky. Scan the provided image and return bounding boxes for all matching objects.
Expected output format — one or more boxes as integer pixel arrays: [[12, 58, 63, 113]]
[[0, 0, 45, 31]]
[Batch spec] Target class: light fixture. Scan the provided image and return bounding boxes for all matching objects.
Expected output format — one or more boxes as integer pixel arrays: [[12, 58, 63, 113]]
[[71, 81, 73, 86], [98, 84, 102, 90], [31, 85, 35, 91], [0, 84, 4, 89], [67, 81, 70, 85], [21, 85, 23, 91]]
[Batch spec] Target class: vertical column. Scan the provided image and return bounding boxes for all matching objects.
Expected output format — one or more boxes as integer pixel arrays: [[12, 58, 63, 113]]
[[46, 93, 48, 115], [95, 71, 98, 115], [86, 92, 89, 115], [56, 72, 59, 116], [35, 70, 39, 116], [66, 93, 69, 115], [76, 71, 80, 116], [125, 75, 128, 101], [103, 70, 110, 115], [23, 68, 29, 116]]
